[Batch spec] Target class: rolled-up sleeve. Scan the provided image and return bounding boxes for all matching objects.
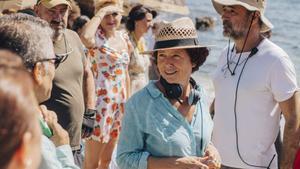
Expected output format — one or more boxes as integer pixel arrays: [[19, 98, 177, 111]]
[[39, 136, 79, 169], [116, 99, 150, 169]]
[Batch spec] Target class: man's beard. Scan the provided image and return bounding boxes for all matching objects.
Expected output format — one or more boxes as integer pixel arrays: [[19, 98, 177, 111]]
[[50, 20, 66, 39], [223, 20, 248, 39]]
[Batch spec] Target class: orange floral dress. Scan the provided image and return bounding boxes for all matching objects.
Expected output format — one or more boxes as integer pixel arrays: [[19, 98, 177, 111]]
[[87, 29, 129, 143]]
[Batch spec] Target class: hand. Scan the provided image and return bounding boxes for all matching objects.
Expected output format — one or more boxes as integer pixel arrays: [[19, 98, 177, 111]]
[[95, 5, 120, 18], [175, 156, 209, 169], [81, 109, 96, 139], [49, 122, 70, 147], [40, 105, 57, 123], [204, 143, 221, 169], [40, 105, 69, 147]]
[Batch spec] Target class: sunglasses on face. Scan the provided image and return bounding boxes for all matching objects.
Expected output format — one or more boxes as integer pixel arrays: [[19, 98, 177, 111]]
[[33, 57, 61, 69]]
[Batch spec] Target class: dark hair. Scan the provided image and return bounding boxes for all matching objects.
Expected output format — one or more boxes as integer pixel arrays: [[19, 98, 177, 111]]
[[1, 8, 17, 15], [68, 0, 81, 28], [0, 51, 38, 168], [72, 15, 90, 33], [126, 4, 157, 32], [153, 47, 209, 73], [186, 48, 209, 72], [17, 8, 37, 16]]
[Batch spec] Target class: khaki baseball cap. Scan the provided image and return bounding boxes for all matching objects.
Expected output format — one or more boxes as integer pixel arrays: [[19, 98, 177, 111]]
[[37, 0, 71, 9]]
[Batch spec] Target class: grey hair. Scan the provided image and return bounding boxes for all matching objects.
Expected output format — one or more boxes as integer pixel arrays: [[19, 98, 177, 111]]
[[0, 13, 54, 70]]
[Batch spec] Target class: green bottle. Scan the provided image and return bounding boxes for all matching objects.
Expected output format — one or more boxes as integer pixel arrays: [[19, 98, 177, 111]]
[[39, 118, 53, 138]]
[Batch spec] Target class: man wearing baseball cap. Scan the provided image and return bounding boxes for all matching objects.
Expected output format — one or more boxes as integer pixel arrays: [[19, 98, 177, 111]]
[[35, 0, 71, 40], [210, 0, 300, 169], [35, 0, 96, 166]]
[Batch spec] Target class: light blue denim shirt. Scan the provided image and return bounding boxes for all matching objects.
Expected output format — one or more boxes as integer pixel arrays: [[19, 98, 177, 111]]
[[39, 135, 79, 169], [117, 81, 213, 169]]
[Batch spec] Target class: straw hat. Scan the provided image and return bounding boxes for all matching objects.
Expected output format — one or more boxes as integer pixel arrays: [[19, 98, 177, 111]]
[[95, 0, 123, 14], [37, 0, 71, 9], [211, 0, 273, 32], [145, 17, 209, 53]]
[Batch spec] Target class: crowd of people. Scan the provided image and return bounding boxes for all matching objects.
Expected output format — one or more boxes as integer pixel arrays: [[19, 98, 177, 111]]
[[0, 0, 299, 169]]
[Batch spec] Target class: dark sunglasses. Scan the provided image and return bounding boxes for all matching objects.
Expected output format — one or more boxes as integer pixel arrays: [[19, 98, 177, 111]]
[[34, 57, 61, 69]]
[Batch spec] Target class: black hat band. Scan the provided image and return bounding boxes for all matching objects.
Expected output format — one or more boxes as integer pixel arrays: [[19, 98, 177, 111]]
[[154, 38, 199, 50]]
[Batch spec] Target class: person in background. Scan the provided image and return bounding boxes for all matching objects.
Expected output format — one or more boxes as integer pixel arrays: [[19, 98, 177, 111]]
[[17, 8, 37, 16], [117, 17, 221, 169], [0, 13, 79, 169], [1, 8, 17, 15], [125, 4, 157, 94], [68, 0, 81, 29], [210, 0, 300, 168], [0, 50, 42, 169], [72, 15, 90, 36], [35, 0, 96, 166], [80, 0, 131, 168]]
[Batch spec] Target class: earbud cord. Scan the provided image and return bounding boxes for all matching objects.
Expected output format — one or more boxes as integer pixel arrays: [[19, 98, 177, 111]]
[[176, 81, 194, 105], [227, 13, 254, 76], [233, 13, 275, 169], [199, 101, 203, 153]]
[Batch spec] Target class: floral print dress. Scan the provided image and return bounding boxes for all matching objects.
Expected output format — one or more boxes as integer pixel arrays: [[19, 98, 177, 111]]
[[87, 29, 130, 143]]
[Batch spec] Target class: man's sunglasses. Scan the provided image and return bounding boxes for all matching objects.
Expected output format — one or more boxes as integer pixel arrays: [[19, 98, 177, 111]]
[[33, 57, 61, 69]]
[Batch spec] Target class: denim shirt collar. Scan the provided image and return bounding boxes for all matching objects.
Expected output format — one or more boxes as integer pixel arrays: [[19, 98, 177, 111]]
[[145, 80, 203, 125], [145, 80, 163, 99]]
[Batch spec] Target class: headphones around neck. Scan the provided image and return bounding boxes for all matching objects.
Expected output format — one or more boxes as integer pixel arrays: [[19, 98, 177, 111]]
[[159, 77, 201, 105]]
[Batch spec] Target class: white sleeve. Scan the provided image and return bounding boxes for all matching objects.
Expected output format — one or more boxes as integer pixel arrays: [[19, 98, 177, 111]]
[[269, 56, 298, 102]]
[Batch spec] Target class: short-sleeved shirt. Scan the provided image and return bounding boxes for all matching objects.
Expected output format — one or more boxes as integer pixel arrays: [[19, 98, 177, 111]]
[[43, 29, 86, 150], [212, 38, 298, 168], [117, 81, 213, 169]]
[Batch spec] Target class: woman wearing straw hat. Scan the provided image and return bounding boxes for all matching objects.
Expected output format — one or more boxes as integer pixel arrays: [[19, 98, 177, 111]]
[[116, 17, 221, 169], [80, 0, 131, 169]]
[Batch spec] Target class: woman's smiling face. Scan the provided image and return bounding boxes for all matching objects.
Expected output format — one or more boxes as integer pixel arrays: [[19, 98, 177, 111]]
[[100, 12, 121, 31], [157, 49, 194, 86]]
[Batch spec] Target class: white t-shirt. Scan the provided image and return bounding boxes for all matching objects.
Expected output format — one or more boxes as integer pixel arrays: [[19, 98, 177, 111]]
[[212, 38, 298, 169]]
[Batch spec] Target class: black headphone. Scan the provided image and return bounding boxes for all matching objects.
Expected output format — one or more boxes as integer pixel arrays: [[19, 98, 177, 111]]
[[159, 77, 201, 105], [160, 76, 204, 151]]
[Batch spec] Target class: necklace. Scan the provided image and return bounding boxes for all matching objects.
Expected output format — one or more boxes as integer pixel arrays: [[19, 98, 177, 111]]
[[132, 32, 145, 53]]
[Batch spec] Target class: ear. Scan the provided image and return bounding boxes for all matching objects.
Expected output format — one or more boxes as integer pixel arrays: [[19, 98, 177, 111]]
[[33, 5, 39, 15], [32, 62, 45, 86], [252, 11, 261, 22], [12, 132, 33, 169], [192, 62, 196, 68]]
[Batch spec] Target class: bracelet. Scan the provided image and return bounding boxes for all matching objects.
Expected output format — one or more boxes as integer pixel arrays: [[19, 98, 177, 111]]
[[84, 109, 97, 117]]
